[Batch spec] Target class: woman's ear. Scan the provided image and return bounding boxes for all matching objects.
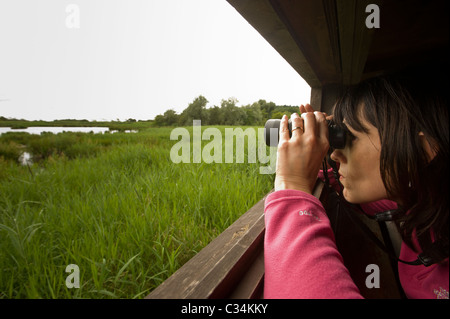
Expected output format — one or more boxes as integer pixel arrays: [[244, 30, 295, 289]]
[[418, 132, 438, 162]]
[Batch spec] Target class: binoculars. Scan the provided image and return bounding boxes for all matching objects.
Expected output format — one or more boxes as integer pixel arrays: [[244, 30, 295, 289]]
[[264, 118, 346, 149]]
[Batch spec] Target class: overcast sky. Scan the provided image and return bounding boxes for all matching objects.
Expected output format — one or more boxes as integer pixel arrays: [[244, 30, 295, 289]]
[[0, 0, 310, 121]]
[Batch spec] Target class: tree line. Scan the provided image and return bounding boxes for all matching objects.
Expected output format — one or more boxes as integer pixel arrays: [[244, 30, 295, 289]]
[[153, 95, 300, 127]]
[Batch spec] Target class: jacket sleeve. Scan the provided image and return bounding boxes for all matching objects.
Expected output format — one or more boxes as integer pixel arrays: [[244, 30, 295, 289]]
[[264, 189, 362, 299]]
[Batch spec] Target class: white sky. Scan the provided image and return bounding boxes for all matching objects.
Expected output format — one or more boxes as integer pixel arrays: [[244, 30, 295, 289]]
[[0, 0, 311, 121]]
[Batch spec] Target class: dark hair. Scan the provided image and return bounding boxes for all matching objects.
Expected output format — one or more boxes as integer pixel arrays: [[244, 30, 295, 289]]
[[332, 68, 449, 262]]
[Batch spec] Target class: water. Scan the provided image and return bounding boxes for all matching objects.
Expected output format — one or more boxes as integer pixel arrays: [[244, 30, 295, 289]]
[[0, 126, 111, 135], [1, 126, 137, 165]]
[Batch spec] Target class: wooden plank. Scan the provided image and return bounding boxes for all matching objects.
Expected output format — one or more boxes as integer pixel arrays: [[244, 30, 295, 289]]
[[336, 0, 377, 85], [228, 242, 265, 299], [269, 0, 341, 85], [309, 87, 323, 112], [310, 84, 343, 114]]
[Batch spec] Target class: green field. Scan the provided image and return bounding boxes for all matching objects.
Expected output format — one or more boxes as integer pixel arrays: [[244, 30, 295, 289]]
[[0, 127, 274, 298]]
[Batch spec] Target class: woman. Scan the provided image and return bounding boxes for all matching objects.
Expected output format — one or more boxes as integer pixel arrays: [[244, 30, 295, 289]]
[[264, 70, 449, 298]]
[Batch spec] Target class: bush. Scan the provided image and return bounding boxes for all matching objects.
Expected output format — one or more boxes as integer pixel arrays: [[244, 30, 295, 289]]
[[0, 141, 22, 162]]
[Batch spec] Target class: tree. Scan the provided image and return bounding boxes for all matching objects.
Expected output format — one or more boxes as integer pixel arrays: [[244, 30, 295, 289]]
[[152, 95, 298, 127], [258, 100, 276, 119], [153, 109, 179, 126], [178, 95, 209, 125], [154, 114, 166, 127], [220, 97, 246, 125], [163, 109, 179, 126], [206, 105, 223, 125], [270, 111, 287, 120], [242, 102, 263, 125]]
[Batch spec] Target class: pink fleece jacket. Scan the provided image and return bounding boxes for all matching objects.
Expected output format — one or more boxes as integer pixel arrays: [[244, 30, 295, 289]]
[[264, 189, 449, 299]]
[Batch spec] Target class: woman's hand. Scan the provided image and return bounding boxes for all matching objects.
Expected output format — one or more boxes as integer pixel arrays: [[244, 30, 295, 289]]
[[274, 104, 330, 194]]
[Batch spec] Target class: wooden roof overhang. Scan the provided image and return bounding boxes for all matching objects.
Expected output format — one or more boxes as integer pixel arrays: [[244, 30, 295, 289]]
[[227, 0, 449, 112]]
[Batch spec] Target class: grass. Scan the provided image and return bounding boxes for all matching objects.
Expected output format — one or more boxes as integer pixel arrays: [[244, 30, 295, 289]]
[[0, 127, 274, 298]]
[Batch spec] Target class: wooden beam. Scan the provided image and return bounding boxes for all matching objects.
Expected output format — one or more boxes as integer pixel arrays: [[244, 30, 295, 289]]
[[310, 84, 343, 114], [336, 0, 378, 85], [267, 0, 341, 85]]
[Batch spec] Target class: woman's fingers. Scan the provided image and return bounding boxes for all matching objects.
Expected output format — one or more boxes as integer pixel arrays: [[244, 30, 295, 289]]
[[279, 114, 290, 143], [291, 113, 303, 137], [299, 104, 314, 114], [314, 111, 328, 139], [299, 104, 329, 139], [285, 105, 328, 142], [299, 104, 306, 114], [301, 111, 317, 136], [304, 103, 314, 113]]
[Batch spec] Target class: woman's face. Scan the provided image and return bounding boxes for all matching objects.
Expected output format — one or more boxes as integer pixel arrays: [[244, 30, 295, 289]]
[[330, 116, 388, 204]]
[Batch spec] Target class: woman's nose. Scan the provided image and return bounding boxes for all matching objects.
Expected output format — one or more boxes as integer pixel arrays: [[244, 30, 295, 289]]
[[330, 149, 344, 163]]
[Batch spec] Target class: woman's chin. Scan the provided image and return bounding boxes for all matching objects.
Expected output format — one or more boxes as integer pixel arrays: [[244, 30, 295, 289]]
[[342, 188, 360, 204]]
